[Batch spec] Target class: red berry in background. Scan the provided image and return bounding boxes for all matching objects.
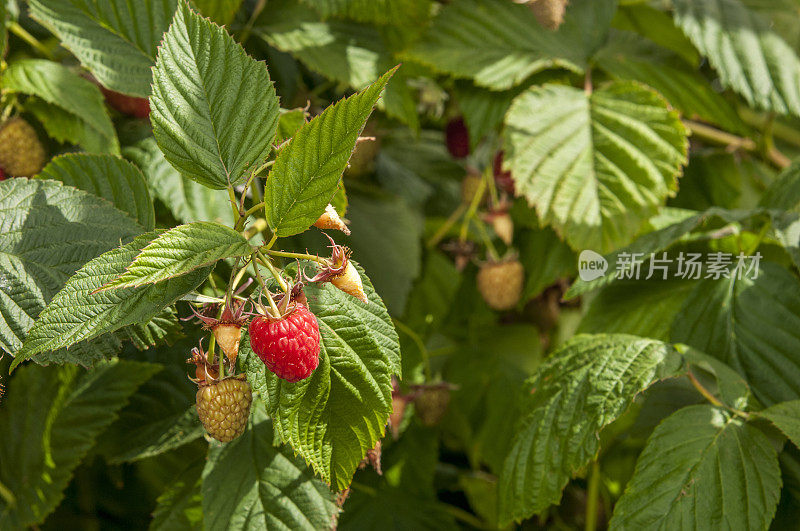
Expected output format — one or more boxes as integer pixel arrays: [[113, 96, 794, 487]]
[[249, 304, 321, 382], [445, 117, 470, 159], [100, 86, 151, 118], [493, 151, 515, 194], [0, 167, 5, 181]]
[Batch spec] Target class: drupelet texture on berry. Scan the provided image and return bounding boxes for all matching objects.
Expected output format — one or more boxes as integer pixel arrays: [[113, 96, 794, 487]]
[[196, 376, 252, 443], [249, 304, 321, 382]]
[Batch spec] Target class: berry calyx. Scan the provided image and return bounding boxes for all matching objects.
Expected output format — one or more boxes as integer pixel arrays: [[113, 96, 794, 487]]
[[477, 257, 525, 311], [195, 375, 252, 442], [305, 236, 368, 303], [313, 203, 351, 235], [0, 117, 46, 177], [445, 117, 470, 159], [248, 303, 321, 382], [188, 299, 247, 368]]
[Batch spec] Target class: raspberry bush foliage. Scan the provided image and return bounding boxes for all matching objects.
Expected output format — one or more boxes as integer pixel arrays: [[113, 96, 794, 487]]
[[3, 0, 800, 529]]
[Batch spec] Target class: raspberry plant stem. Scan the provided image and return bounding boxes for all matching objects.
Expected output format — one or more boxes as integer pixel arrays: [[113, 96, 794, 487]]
[[460, 176, 486, 242], [256, 250, 288, 293], [251, 254, 281, 316], [243, 202, 265, 219], [8, 22, 54, 59], [585, 460, 600, 531], [392, 318, 431, 381], [687, 370, 749, 418], [230, 258, 251, 294], [0, 478, 15, 508], [266, 249, 326, 264], [426, 203, 467, 248], [208, 333, 217, 365], [474, 218, 500, 261], [227, 186, 242, 227]]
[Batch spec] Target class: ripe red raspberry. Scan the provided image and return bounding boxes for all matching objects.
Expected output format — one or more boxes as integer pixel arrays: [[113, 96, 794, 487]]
[[493, 151, 515, 194], [196, 375, 252, 442], [445, 117, 470, 158], [100, 86, 151, 118], [249, 304, 321, 382]]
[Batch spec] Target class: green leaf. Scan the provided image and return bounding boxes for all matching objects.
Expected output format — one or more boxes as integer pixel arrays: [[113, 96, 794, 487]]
[[96, 358, 203, 463], [276, 108, 307, 142], [193, 0, 242, 25], [302, 0, 432, 26], [375, 130, 465, 208], [150, 2, 280, 189], [455, 82, 518, 148], [151, 462, 203, 531], [504, 82, 688, 252], [443, 325, 541, 474], [761, 160, 800, 211], [23, 98, 119, 154], [610, 405, 782, 530], [27, 0, 177, 97], [564, 207, 766, 299], [2, 59, 119, 153], [253, 2, 416, 128], [263, 68, 395, 237], [518, 227, 575, 302], [0, 178, 142, 356], [339, 487, 458, 530], [682, 347, 754, 412], [124, 137, 234, 225], [498, 334, 685, 525], [100, 222, 251, 290], [255, 3, 388, 91], [12, 231, 211, 368], [242, 262, 401, 490], [402, 0, 614, 90], [757, 400, 800, 449], [120, 307, 184, 350], [36, 153, 154, 230], [673, 0, 800, 115], [578, 278, 697, 341], [0, 360, 160, 527], [202, 405, 337, 530], [612, 3, 700, 65], [672, 262, 800, 406], [345, 191, 423, 314], [596, 41, 746, 134]]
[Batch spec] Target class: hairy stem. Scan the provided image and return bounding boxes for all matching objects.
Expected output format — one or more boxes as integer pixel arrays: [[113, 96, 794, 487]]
[[9, 22, 54, 59], [426, 203, 467, 248], [585, 461, 601, 531], [683, 119, 790, 169], [267, 249, 326, 264], [460, 177, 486, 242], [392, 318, 431, 381], [256, 250, 288, 293]]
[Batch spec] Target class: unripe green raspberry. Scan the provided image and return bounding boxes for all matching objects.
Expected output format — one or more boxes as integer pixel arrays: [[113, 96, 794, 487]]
[[195, 375, 252, 442]]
